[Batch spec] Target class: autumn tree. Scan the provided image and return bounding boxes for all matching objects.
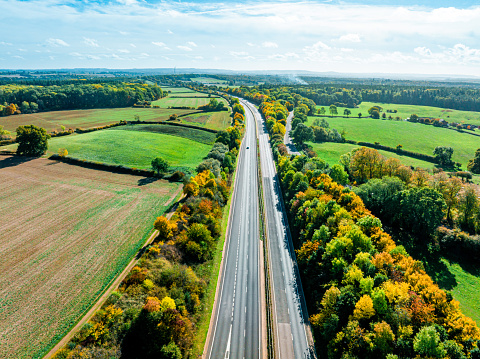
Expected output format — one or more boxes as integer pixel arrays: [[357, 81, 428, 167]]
[[154, 216, 176, 241], [349, 147, 385, 183], [16, 125, 50, 157]]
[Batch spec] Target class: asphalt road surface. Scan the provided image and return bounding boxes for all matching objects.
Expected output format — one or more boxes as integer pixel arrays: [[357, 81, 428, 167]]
[[284, 111, 301, 156], [206, 99, 262, 359], [242, 99, 313, 359]]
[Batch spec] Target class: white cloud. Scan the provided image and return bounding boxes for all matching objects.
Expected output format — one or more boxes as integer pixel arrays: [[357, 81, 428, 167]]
[[338, 34, 361, 43], [46, 38, 69, 47], [187, 41, 198, 47], [84, 38, 99, 47], [230, 51, 255, 60], [152, 42, 171, 50], [118, 49, 130, 53], [0, 42, 12, 46], [130, 43, 137, 48], [268, 52, 299, 61], [12, 55, 24, 59], [167, 29, 174, 34], [262, 41, 278, 48], [247, 42, 255, 47], [177, 45, 192, 51]]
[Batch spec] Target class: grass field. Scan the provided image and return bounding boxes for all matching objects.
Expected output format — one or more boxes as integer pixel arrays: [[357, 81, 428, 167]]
[[0, 156, 181, 359], [307, 116, 478, 168], [42, 128, 212, 171], [315, 101, 480, 127], [116, 123, 216, 144], [190, 77, 228, 84], [0, 107, 196, 135], [308, 142, 436, 169]]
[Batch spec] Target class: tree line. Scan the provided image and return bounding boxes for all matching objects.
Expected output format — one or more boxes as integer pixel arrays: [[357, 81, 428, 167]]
[[0, 82, 164, 116]]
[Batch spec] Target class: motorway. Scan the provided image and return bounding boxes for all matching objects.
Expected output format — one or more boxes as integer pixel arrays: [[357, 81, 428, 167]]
[[205, 98, 262, 359], [243, 99, 313, 359]]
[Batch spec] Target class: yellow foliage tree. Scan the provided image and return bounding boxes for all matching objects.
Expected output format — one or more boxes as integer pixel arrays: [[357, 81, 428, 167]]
[[353, 294, 375, 320], [154, 216, 175, 240]]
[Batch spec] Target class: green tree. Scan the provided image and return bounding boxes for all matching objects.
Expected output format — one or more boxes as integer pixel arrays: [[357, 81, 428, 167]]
[[232, 103, 245, 116], [291, 123, 313, 145], [160, 342, 182, 359], [410, 114, 419, 122], [413, 326, 446, 358], [458, 186, 479, 233], [318, 107, 326, 116], [358, 112, 362, 118], [433, 146, 454, 168], [467, 148, 480, 174], [151, 157, 169, 175], [329, 164, 349, 185], [393, 187, 446, 238], [329, 104, 338, 117], [344, 109, 351, 117], [16, 125, 50, 157]]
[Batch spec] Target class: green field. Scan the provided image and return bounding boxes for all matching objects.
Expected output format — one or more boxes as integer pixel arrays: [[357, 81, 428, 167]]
[[307, 116, 478, 167], [116, 123, 216, 144], [308, 142, 436, 169], [0, 107, 196, 135], [153, 90, 228, 106], [190, 77, 228, 84], [9, 128, 213, 171], [314, 101, 480, 127], [441, 258, 480, 325]]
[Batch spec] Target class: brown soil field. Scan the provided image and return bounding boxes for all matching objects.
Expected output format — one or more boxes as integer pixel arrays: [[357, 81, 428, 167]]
[[0, 107, 195, 135], [0, 156, 181, 359]]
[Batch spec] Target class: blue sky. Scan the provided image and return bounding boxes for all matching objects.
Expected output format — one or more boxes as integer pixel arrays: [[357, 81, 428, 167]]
[[1, 0, 480, 76]]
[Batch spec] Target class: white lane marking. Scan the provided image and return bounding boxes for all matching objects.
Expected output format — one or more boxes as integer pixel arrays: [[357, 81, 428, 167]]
[[224, 325, 232, 359]]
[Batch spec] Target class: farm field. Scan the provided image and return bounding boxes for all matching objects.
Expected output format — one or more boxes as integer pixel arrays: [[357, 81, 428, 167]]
[[307, 115, 478, 167], [190, 77, 228, 84], [0, 107, 196, 135], [42, 127, 212, 171], [308, 142, 436, 169], [115, 123, 216, 144], [314, 101, 480, 127], [0, 156, 181, 359], [179, 111, 231, 130]]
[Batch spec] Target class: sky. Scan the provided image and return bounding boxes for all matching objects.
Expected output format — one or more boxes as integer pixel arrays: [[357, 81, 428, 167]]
[[1, 0, 480, 76]]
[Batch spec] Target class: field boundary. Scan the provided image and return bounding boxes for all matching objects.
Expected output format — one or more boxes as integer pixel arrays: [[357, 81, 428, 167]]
[[128, 119, 219, 133], [43, 187, 184, 359]]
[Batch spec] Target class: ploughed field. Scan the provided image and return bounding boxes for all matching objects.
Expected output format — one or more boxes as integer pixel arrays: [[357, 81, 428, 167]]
[[0, 107, 197, 135], [0, 156, 181, 359]]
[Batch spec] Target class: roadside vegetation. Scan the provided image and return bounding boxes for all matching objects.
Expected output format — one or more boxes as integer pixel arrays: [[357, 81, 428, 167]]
[[52, 108, 245, 359], [227, 84, 480, 358]]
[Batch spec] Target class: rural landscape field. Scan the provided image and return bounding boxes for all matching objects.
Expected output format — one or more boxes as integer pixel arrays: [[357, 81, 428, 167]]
[[0, 156, 181, 358], [2, 0, 480, 358]]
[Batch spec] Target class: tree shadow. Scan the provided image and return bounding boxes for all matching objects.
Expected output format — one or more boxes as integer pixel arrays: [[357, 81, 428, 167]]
[[442, 251, 480, 277], [391, 231, 458, 291], [137, 177, 159, 186], [0, 155, 34, 169]]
